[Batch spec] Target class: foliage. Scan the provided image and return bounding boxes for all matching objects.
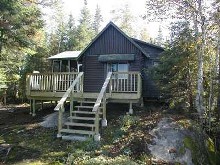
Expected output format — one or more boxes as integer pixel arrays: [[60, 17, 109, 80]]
[[0, 0, 44, 101], [75, 2, 94, 50], [93, 5, 103, 35], [152, 21, 197, 111], [110, 4, 136, 37]]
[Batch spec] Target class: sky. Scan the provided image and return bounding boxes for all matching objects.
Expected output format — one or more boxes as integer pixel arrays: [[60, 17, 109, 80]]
[[41, 0, 170, 39], [60, 0, 168, 39]]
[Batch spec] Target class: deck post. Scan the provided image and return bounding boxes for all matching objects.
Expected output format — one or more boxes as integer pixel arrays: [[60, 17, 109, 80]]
[[41, 100, 43, 111], [29, 99, 32, 115], [57, 105, 64, 138], [102, 92, 107, 127], [32, 99, 36, 116], [129, 102, 133, 114], [94, 105, 101, 141]]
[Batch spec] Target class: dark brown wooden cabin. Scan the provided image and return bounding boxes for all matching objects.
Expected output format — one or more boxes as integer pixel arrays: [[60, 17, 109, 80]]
[[26, 22, 164, 141], [77, 21, 164, 99]]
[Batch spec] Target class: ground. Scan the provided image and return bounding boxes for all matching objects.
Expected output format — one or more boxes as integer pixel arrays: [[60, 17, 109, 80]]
[[0, 102, 219, 164]]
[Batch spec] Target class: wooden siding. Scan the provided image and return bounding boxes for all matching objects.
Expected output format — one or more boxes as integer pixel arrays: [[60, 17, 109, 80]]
[[142, 59, 161, 98], [81, 24, 145, 93], [84, 26, 138, 55], [83, 56, 105, 92]]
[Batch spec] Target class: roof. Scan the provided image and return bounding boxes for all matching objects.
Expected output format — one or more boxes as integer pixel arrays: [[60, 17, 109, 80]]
[[77, 21, 157, 60], [48, 51, 81, 60], [132, 38, 164, 50]]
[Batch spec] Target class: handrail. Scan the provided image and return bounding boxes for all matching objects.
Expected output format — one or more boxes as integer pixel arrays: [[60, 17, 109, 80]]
[[93, 72, 112, 141], [92, 72, 112, 112], [54, 72, 84, 111], [55, 72, 84, 138]]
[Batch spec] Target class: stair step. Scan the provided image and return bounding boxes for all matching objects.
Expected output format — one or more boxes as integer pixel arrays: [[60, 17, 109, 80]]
[[65, 122, 95, 127], [68, 116, 97, 120], [62, 135, 88, 141], [80, 101, 96, 104], [71, 111, 102, 115], [61, 129, 95, 135], [75, 105, 103, 109]]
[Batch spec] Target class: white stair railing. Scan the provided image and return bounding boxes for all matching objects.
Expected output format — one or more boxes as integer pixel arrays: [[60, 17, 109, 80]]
[[54, 72, 84, 138], [92, 72, 112, 141]]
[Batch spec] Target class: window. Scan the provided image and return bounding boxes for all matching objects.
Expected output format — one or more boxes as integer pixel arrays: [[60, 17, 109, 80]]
[[107, 63, 128, 79], [53, 60, 60, 72], [61, 60, 69, 72]]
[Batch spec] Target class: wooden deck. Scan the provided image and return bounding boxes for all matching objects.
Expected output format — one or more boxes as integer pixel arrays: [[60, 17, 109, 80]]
[[26, 72, 142, 102], [26, 71, 142, 141]]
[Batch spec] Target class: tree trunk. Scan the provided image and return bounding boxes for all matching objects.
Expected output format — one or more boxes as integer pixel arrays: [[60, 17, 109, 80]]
[[217, 7, 220, 121], [195, 0, 205, 116]]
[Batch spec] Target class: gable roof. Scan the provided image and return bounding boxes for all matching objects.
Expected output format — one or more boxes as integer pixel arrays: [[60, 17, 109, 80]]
[[48, 51, 81, 60], [77, 21, 154, 60]]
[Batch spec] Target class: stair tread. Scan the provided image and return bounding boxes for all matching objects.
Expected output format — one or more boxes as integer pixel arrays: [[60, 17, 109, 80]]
[[68, 116, 96, 120], [64, 122, 95, 127], [80, 101, 96, 104], [62, 135, 88, 141], [71, 111, 102, 114], [75, 105, 103, 109], [61, 129, 95, 135]]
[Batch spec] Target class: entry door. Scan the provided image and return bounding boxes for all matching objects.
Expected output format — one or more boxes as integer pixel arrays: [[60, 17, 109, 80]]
[[107, 63, 129, 91]]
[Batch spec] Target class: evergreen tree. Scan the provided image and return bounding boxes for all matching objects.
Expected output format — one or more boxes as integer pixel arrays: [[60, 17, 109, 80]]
[[66, 14, 77, 50], [156, 25, 163, 46], [153, 22, 197, 111], [139, 27, 151, 42], [110, 4, 136, 37], [0, 0, 43, 100], [93, 5, 103, 35], [75, 1, 94, 50]]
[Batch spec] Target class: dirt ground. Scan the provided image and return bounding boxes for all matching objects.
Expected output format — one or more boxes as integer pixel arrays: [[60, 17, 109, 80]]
[[0, 103, 61, 164], [0, 103, 54, 127], [0, 102, 132, 164]]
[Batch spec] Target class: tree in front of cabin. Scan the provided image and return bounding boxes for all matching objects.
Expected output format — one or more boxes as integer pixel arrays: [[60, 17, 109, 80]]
[[153, 22, 197, 111], [0, 0, 43, 101]]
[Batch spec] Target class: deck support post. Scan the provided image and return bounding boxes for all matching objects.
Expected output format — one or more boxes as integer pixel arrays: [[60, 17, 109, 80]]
[[41, 100, 43, 111], [129, 102, 133, 114], [57, 105, 63, 138], [102, 92, 107, 127], [94, 134, 101, 141], [32, 99, 36, 116], [29, 99, 32, 115]]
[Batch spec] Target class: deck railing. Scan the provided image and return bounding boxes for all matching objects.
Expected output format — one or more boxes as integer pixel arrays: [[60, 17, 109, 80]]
[[26, 71, 141, 98], [26, 72, 80, 93], [110, 72, 141, 95]]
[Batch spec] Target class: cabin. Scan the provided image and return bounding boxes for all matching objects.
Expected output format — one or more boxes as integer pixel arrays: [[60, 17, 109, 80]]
[[26, 22, 164, 141]]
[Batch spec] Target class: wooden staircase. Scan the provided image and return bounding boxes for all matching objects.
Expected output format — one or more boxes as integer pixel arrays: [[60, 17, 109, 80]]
[[60, 100, 103, 141], [55, 72, 111, 141]]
